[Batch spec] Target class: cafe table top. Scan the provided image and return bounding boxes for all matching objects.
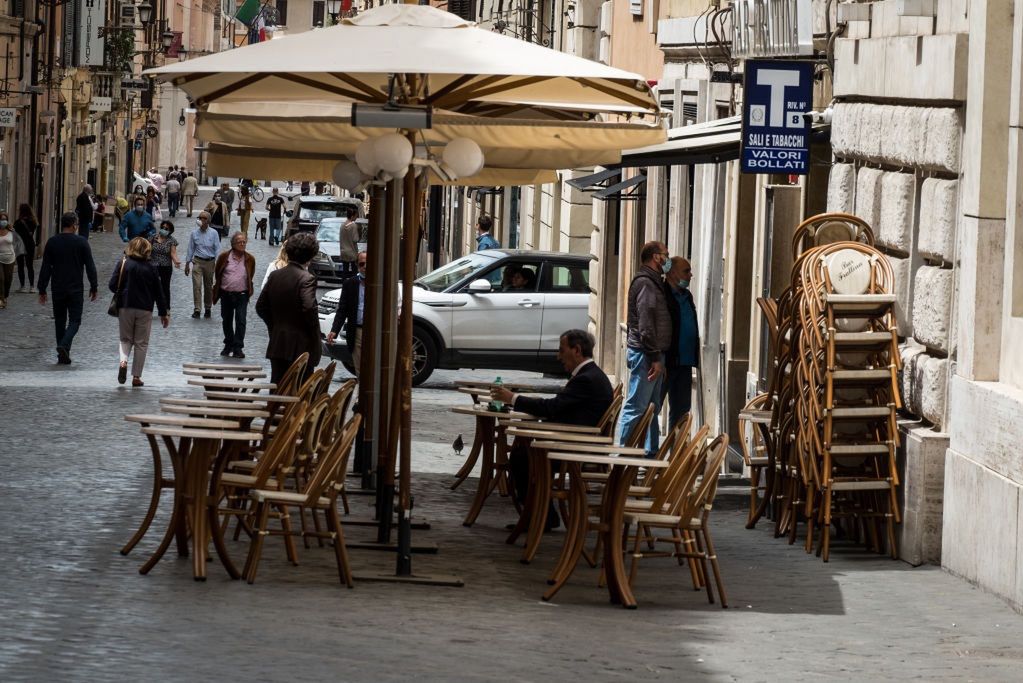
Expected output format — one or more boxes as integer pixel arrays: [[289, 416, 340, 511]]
[[182, 361, 264, 371], [505, 426, 611, 443], [181, 368, 268, 379], [139, 425, 262, 441], [532, 442, 649, 458], [160, 405, 270, 419], [450, 404, 533, 420], [161, 397, 281, 410], [203, 390, 298, 402], [455, 379, 559, 393], [547, 451, 668, 469], [187, 379, 277, 390], [125, 414, 241, 429], [498, 418, 602, 434]]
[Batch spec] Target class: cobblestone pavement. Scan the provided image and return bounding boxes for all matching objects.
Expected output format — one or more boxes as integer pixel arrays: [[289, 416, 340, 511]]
[[1, 190, 1022, 681]]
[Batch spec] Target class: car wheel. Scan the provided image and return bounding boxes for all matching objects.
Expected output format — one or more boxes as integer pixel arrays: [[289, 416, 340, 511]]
[[411, 326, 437, 386]]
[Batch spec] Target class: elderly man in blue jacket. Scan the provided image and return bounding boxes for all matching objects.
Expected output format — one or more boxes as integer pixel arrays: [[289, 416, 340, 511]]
[[661, 256, 699, 430], [119, 195, 156, 242]]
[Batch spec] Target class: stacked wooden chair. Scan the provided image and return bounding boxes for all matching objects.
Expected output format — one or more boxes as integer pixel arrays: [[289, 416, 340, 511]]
[[754, 213, 902, 561]]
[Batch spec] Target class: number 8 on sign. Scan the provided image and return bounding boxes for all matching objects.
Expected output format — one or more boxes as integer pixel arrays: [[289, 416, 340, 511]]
[[787, 112, 805, 128]]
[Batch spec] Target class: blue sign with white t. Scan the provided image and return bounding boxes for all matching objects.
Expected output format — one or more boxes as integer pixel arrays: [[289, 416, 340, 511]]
[[741, 60, 814, 174]]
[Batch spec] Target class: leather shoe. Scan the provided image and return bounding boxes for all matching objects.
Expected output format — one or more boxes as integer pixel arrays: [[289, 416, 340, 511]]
[[204, 309, 212, 319], [220, 346, 231, 356], [132, 377, 144, 387], [57, 347, 71, 365], [232, 350, 246, 359], [191, 310, 200, 319], [117, 363, 127, 385]]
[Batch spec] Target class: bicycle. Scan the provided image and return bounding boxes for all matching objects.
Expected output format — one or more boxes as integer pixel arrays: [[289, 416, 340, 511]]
[[251, 185, 265, 202]]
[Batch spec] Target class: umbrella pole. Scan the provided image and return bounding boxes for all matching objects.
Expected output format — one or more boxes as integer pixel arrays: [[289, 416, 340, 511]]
[[376, 178, 401, 543]]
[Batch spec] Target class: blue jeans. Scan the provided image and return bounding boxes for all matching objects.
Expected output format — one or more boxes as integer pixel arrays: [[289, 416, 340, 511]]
[[220, 291, 249, 352], [268, 217, 283, 245], [167, 193, 180, 216], [660, 365, 694, 433], [52, 291, 84, 350], [619, 347, 664, 457]]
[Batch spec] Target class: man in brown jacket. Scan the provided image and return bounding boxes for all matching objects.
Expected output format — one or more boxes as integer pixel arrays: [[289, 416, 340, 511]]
[[213, 232, 255, 358], [256, 232, 322, 384], [620, 240, 673, 457]]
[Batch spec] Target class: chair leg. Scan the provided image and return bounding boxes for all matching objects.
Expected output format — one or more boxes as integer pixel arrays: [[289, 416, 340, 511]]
[[693, 530, 714, 604], [626, 522, 641, 588], [243, 501, 271, 584], [298, 506, 312, 550], [279, 506, 299, 565], [701, 527, 728, 609], [329, 506, 354, 588], [340, 486, 351, 515]]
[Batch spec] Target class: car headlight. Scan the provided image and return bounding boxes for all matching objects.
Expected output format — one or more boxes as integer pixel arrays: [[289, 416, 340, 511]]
[[315, 251, 329, 262]]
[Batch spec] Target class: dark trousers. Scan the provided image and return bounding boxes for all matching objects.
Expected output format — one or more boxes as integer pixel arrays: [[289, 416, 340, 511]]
[[509, 441, 559, 527], [17, 254, 35, 287], [167, 193, 180, 217], [660, 364, 694, 431], [52, 291, 84, 350], [157, 265, 172, 310], [270, 356, 314, 386], [219, 291, 249, 351], [78, 219, 91, 240]]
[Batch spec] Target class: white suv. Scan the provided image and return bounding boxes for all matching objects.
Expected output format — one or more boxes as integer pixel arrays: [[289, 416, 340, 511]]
[[318, 250, 593, 385]]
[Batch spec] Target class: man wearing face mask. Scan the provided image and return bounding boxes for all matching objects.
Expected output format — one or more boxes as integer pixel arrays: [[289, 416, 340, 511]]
[[118, 197, 156, 243], [619, 240, 673, 458], [184, 211, 219, 319], [661, 256, 699, 429]]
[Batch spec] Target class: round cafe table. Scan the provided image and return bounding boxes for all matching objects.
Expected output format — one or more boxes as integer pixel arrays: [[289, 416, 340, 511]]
[[450, 404, 532, 526], [130, 421, 260, 581]]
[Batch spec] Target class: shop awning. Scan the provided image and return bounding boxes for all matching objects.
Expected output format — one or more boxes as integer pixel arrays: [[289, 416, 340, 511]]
[[617, 115, 831, 168], [565, 167, 646, 201]]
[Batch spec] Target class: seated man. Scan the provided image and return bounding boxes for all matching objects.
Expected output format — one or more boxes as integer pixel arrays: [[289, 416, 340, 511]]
[[491, 329, 613, 527]]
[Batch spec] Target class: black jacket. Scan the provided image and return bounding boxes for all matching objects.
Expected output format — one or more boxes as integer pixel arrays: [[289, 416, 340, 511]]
[[329, 274, 363, 353], [662, 282, 699, 369], [109, 256, 168, 316], [514, 361, 613, 427], [76, 192, 95, 224], [256, 263, 322, 365], [37, 233, 98, 296]]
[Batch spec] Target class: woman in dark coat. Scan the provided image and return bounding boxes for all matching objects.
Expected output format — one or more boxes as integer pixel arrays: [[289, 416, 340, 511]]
[[13, 203, 39, 292], [110, 237, 169, 387]]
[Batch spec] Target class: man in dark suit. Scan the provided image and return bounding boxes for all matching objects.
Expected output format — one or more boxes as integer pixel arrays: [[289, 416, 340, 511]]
[[325, 251, 366, 375], [492, 329, 613, 526], [255, 232, 322, 384]]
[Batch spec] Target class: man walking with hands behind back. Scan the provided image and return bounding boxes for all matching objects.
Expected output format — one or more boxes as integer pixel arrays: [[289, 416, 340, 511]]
[[661, 257, 699, 430], [213, 232, 256, 358], [185, 211, 219, 319], [37, 212, 98, 365], [619, 241, 673, 457]]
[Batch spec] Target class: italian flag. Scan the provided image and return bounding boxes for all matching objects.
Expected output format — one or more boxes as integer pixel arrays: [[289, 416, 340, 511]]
[[235, 0, 262, 26]]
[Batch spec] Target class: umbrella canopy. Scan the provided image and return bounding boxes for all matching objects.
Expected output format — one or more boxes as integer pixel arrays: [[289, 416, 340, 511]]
[[196, 102, 666, 181], [147, 4, 660, 118]]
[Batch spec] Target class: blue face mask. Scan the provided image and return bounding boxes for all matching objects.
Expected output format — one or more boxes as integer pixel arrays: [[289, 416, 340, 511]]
[[135, 206, 144, 214], [660, 258, 671, 274], [0, 220, 8, 228], [159, 229, 170, 237], [679, 279, 690, 289]]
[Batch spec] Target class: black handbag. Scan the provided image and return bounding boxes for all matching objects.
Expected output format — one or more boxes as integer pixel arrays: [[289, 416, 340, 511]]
[[108, 258, 126, 317]]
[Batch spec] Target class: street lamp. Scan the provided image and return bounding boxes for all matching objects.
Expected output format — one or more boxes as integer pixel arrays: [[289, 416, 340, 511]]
[[161, 30, 175, 51], [136, 1, 154, 25], [178, 109, 186, 126]]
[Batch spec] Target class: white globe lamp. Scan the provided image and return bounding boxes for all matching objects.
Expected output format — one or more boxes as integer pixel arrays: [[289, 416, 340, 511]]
[[374, 133, 414, 175], [355, 138, 380, 176], [442, 137, 485, 178], [332, 160, 363, 191]]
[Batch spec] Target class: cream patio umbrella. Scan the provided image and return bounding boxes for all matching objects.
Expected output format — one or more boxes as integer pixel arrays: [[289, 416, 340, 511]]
[[146, 3, 663, 584]]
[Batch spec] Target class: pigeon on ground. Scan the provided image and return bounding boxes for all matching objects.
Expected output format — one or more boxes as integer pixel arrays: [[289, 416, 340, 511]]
[[452, 433, 464, 456]]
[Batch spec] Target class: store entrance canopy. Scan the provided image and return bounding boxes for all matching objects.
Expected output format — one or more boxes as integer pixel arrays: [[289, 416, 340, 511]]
[[566, 167, 646, 201]]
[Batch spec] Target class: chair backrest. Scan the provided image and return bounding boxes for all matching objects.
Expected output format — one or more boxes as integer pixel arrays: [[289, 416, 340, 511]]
[[250, 401, 308, 488], [318, 361, 337, 397], [316, 380, 357, 453], [597, 394, 624, 438], [646, 423, 709, 510], [641, 413, 693, 486], [297, 393, 333, 463], [672, 434, 729, 521], [296, 368, 325, 403], [623, 402, 656, 449], [303, 413, 362, 505], [276, 352, 310, 397], [737, 393, 770, 468], [611, 381, 623, 401]]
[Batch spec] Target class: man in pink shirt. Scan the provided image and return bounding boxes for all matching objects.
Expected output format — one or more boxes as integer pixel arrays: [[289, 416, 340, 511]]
[[213, 232, 256, 358]]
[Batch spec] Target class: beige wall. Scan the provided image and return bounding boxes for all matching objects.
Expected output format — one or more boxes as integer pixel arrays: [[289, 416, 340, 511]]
[[609, 1, 664, 79]]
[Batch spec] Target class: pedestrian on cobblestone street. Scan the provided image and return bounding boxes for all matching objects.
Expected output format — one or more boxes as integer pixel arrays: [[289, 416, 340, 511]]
[[213, 232, 255, 358], [265, 187, 286, 246], [150, 221, 180, 311], [181, 172, 199, 217], [205, 191, 230, 240], [237, 186, 253, 235], [326, 250, 366, 374], [165, 174, 181, 217], [110, 237, 168, 387], [257, 232, 321, 384], [119, 196, 155, 243], [37, 212, 98, 365], [619, 240, 673, 457], [660, 256, 699, 430], [75, 184, 97, 240], [13, 203, 39, 293], [0, 213, 17, 308], [184, 211, 218, 319], [262, 244, 288, 287]]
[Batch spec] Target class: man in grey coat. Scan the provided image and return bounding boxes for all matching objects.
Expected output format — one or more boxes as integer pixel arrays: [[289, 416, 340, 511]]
[[619, 240, 673, 457]]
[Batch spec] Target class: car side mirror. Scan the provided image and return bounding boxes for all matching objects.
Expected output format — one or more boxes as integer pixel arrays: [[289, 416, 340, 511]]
[[468, 279, 492, 294], [285, 210, 294, 217]]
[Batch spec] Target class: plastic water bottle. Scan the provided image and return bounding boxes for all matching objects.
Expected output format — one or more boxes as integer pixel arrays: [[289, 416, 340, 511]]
[[491, 376, 504, 412]]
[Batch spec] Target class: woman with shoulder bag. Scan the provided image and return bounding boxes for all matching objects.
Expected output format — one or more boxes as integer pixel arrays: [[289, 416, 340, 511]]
[[109, 237, 169, 387], [150, 220, 181, 310], [0, 212, 19, 308]]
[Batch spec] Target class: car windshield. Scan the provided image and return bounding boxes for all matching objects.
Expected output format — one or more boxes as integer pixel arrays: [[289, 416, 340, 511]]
[[415, 252, 498, 292], [298, 203, 346, 222], [316, 220, 345, 242]]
